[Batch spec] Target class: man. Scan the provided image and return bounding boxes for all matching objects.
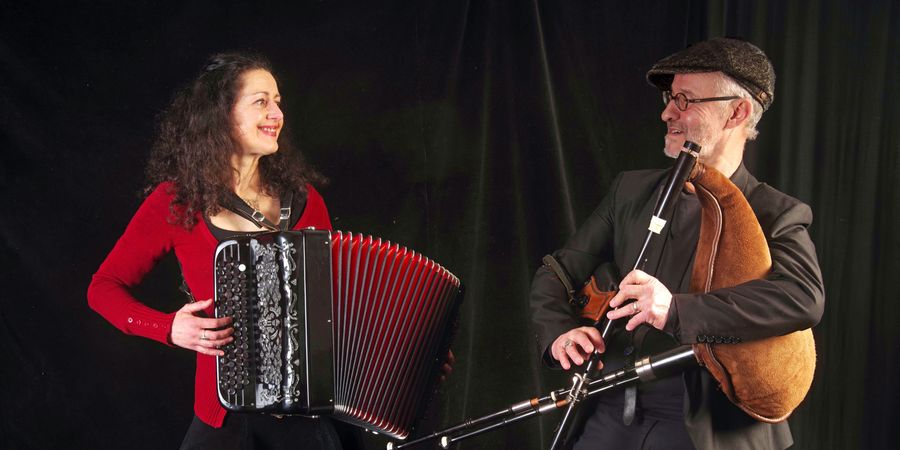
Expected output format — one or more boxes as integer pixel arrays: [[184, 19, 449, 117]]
[[530, 38, 824, 449]]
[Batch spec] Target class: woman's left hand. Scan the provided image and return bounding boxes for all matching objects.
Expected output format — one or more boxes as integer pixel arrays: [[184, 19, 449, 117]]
[[438, 349, 455, 383]]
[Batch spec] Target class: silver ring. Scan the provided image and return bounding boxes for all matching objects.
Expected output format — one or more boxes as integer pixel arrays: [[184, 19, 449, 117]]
[[200, 330, 208, 341], [562, 339, 573, 349], [631, 302, 638, 314]]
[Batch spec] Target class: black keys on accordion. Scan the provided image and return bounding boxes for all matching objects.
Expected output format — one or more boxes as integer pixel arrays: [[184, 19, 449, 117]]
[[214, 230, 334, 414], [213, 230, 461, 440]]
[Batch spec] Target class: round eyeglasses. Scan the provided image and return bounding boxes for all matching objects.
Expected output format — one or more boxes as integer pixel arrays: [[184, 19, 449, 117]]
[[662, 91, 741, 111]]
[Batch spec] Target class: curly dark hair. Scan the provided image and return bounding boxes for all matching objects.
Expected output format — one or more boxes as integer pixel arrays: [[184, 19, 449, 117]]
[[145, 51, 325, 229]]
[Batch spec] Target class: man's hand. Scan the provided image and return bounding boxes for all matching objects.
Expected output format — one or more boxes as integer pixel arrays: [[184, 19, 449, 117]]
[[550, 326, 605, 370], [607, 269, 672, 331]]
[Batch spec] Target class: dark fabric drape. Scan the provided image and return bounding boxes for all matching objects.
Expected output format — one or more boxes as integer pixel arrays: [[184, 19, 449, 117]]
[[1, 1, 896, 449]]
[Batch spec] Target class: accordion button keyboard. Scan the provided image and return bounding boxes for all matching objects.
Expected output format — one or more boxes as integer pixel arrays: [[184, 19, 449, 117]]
[[216, 250, 252, 399]]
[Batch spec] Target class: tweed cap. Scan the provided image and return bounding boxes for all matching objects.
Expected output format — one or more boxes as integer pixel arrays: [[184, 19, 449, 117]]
[[647, 37, 775, 111]]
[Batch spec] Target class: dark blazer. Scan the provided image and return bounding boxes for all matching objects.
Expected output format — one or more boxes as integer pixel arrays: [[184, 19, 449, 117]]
[[529, 164, 825, 449]]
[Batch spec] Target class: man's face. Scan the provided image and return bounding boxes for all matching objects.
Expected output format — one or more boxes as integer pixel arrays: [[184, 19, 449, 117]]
[[660, 72, 732, 159]]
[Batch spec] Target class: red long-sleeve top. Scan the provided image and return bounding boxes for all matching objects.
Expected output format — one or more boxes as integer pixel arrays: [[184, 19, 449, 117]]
[[87, 181, 332, 427]]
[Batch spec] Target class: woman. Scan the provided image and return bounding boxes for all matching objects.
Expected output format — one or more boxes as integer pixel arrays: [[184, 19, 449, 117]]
[[87, 52, 343, 449]]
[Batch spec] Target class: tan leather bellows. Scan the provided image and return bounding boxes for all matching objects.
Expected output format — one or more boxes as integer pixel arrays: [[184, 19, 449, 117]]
[[688, 163, 816, 423]]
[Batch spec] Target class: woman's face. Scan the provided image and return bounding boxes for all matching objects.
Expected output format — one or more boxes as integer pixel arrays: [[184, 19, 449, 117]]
[[231, 69, 284, 157]]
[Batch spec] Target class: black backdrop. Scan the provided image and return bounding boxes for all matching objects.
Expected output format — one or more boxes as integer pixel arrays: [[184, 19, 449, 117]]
[[1, 1, 897, 449]]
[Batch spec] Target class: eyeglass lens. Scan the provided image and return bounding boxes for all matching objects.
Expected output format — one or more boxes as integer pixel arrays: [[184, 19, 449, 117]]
[[662, 91, 687, 111]]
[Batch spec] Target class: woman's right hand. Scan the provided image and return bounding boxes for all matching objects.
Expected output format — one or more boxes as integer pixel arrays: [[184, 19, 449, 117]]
[[169, 298, 234, 356]]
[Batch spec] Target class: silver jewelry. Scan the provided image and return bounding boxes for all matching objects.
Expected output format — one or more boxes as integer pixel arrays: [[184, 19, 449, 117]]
[[241, 194, 261, 212], [631, 302, 638, 314], [200, 330, 208, 341], [563, 339, 573, 349]]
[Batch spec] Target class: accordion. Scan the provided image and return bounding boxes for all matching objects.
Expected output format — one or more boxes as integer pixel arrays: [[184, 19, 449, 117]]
[[213, 229, 462, 439]]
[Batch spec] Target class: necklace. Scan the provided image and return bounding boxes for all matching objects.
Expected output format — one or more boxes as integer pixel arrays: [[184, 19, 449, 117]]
[[240, 192, 261, 212]]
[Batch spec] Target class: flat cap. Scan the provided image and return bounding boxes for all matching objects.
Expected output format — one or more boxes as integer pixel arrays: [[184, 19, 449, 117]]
[[647, 37, 775, 111]]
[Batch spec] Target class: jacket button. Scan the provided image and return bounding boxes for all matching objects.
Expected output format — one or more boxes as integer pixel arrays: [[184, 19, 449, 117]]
[[127, 317, 133, 323]]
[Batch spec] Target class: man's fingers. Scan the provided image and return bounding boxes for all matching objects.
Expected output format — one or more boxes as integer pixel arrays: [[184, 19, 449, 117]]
[[609, 284, 644, 308], [572, 327, 604, 354], [553, 328, 608, 370], [582, 327, 605, 353], [556, 350, 572, 370], [565, 344, 588, 366], [625, 312, 644, 331], [607, 302, 637, 320], [581, 326, 602, 342], [552, 339, 573, 370], [610, 269, 654, 307], [608, 290, 626, 308], [572, 333, 595, 354], [609, 286, 637, 308], [620, 269, 651, 286]]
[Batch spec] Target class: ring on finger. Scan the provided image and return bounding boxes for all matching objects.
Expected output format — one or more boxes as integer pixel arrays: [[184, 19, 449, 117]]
[[200, 330, 208, 341], [563, 339, 573, 349], [631, 302, 638, 314]]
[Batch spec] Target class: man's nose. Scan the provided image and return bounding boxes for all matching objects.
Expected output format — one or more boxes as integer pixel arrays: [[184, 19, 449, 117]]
[[661, 98, 679, 122]]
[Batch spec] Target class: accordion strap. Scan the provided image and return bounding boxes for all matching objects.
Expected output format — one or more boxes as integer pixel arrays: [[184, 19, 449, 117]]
[[226, 190, 294, 231]]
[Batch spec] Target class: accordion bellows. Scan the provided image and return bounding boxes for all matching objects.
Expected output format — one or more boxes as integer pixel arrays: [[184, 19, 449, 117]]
[[214, 230, 462, 439]]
